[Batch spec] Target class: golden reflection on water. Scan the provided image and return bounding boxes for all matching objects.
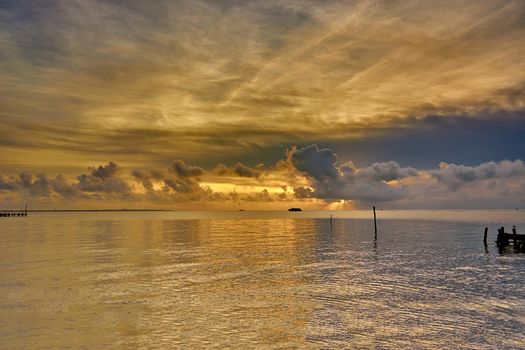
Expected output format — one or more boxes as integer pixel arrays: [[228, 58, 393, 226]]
[[1, 211, 525, 349]]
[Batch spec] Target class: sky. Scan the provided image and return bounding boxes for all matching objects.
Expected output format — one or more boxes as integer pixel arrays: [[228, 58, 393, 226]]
[[1, 0, 525, 210]]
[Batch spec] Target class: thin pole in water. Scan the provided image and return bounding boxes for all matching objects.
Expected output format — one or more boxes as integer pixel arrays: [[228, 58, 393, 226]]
[[483, 227, 488, 247], [330, 214, 333, 228], [373, 206, 377, 240], [512, 225, 518, 250]]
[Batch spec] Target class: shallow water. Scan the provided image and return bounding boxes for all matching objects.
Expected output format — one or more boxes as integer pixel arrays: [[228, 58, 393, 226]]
[[1, 210, 525, 349]]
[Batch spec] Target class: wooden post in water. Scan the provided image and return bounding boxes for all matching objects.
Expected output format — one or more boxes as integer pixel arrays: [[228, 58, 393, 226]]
[[25, 204, 27, 217], [330, 214, 333, 228], [373, 206, 377, 240], [512, 225, 518, 251], [483, 227, 488, 247]]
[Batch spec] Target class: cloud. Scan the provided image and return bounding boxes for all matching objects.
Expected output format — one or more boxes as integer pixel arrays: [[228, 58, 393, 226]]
[[50, 175, 78, 199], [77, 162, 130, 194], [0, 176, 18, 190], [131, 169, 154, 191], [286, 144, 525, 206], [244, 189, 274, 202], [90, 161, 119, 179], [1, 0, 525, 174], [1, 147, 525, 209], [213, 162, 262, 178], [163, 176, 201, 194], [0, 173, 79, 200], [171, 160, 204, 177], [431, 160, 525, 190], [293, 186, 313, 198], [286, 144, 418, 203], [287, 144, 338, 182], [18, 174, 52, 197]]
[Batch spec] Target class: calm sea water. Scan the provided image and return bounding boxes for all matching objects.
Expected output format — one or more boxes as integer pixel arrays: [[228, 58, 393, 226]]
[[1, 210, 525, 349]]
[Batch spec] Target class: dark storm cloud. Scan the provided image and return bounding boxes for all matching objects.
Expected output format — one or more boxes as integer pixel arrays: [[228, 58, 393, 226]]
[[287, 144, 338, 182], [286, 144, 418, 203]]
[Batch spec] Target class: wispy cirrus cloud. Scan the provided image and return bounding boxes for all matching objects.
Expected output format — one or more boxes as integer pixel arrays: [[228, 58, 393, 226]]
[[1, 0, 525, 173]]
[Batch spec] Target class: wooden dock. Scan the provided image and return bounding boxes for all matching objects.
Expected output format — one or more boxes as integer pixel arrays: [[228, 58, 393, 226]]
[[0, 205, 28, 217], [492, 226, 524, 252]]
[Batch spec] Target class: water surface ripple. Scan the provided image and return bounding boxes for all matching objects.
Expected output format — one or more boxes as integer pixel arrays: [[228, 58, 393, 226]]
[[1, 210, 525, 349]]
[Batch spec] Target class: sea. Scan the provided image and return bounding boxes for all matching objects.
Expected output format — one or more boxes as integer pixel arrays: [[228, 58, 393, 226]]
[[1, 210, 524, 349]]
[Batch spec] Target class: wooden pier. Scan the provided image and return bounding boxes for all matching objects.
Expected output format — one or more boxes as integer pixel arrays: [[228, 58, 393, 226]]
[[0, 205, 28, 217], [492, 225, 525, 252]]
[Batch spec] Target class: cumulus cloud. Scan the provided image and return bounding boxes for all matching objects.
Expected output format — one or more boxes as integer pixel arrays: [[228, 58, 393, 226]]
[[90, 161, 119, 179], [287, 145, 418, 203], [0, 160, 214, 205], [0, 173, 79, 200], [0, 176, 18, 190], [171, 160, 204, 178], [20, 174, 53, 197], [287, 144, 338, 182], [77, 162, 130, 194], [431, 160, 525, 190], [50, 175, 78, 199], [163, 176, 201, 194], [132, 161, 206, 195], [1, 148, 525, 208], [352, 161, 418, 182], [293, 186, 314, 199], [131, 169, 165, 192], [287, 145, 525, 206], [245, 189, 274, 202], [213, 162, 262, 178]]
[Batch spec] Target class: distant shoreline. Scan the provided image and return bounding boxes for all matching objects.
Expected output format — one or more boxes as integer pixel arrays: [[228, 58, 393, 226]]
[[26, 209, 173, 212], [3, 208, 521, 213]]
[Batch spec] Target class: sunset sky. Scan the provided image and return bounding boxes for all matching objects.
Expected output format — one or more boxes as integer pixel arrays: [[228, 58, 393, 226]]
[[1, 0, 525, 209]]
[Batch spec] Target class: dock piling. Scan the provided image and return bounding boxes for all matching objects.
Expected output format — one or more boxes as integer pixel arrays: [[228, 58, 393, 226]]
[[373, 206, 377, 240], [494, 225, 524, 252], [512, 225, 518, 251]]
